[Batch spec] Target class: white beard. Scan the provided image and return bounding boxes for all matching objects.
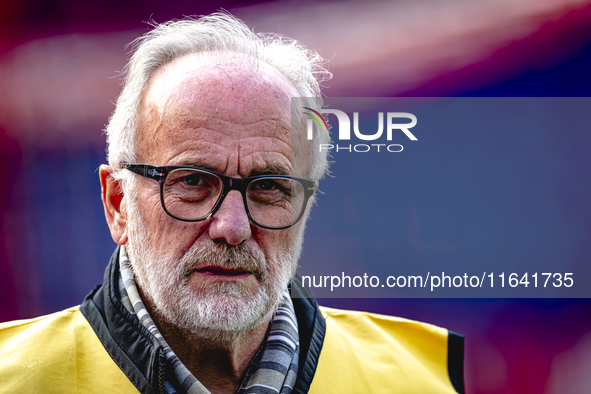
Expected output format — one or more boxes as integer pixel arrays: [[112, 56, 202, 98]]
[[124, 195, 294, 342]]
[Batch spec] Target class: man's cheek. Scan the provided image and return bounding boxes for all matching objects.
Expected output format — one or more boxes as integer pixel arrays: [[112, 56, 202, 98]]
[[262, 232, 291, 260]]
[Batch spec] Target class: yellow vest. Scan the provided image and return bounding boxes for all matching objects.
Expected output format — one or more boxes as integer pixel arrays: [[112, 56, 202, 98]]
[[0, 307, 139, 393], [0, 306, 460, 393], [310, 307, 459, 393]]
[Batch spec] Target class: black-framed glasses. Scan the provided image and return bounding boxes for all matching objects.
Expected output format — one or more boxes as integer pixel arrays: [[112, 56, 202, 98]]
[[121, 163, 318, 230]]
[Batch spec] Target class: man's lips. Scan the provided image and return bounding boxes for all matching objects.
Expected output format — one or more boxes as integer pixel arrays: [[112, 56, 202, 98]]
[[193, 266, 253, 276]]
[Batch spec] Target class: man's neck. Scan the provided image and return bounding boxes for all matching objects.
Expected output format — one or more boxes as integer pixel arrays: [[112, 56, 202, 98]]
[[147, 302, 269, 394]]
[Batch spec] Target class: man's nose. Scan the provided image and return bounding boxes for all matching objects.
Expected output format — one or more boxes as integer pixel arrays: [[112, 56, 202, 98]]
[[208, 190, 252, 245]]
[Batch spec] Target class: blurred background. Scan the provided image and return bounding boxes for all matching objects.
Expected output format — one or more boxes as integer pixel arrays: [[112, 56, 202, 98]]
[[1, 0, 591, 392]]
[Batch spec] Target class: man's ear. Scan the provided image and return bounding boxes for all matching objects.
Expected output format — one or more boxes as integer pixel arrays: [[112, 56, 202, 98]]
[[100, 165, 128, 245]]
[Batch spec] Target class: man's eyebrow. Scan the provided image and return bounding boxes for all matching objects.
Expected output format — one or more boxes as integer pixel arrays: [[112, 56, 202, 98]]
[[248, 164, 291, 177], [174, 159, 217, 171]]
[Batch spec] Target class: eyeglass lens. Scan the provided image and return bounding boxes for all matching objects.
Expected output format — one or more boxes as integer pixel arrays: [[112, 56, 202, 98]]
[[163, 168, 305, 228]]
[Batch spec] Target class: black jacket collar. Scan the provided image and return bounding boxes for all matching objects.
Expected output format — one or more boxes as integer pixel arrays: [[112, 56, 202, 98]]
[[80, 246, 325, 394]]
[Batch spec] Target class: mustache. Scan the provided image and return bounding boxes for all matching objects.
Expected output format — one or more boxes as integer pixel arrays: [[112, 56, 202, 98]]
[[178, 242, 267, 280]]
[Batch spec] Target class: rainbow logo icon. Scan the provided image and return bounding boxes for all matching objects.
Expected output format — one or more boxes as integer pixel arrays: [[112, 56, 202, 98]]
[[303, 107, 329, 132]]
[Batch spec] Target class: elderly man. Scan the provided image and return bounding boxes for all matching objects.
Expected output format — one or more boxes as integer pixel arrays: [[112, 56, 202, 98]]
[[0, 13, 463, 394]]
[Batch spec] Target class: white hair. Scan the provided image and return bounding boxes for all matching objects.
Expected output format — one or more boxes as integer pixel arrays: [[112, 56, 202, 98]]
[[105, 12, 332, 181]]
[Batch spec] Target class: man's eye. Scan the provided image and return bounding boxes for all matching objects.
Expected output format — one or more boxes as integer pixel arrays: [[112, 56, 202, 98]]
[[183, 174, 204, 186], [256, 180, 278, 191]]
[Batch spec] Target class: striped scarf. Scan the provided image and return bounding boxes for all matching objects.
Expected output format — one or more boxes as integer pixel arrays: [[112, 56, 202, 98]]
[[118, 246, 300, 394]]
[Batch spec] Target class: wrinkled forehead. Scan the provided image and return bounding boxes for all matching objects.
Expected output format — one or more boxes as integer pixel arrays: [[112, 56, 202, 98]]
[[136, 52, 310, 175], [142, 52, 294, 130]]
